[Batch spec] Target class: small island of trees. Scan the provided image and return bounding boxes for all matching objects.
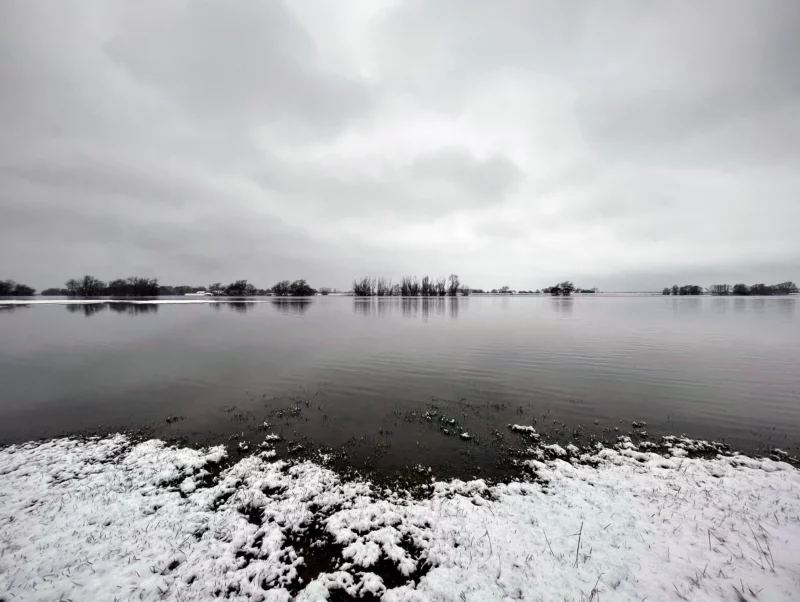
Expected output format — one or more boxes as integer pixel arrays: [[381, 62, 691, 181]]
[[351, 274, 469, 297], [28, 276, 321, 298], [0, 280, 36, 296], [662, 282, 798, 296], [540, 281, 598, 296]]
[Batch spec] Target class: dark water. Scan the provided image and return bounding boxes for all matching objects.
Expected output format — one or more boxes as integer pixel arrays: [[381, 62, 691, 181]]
[[1, 296, 798, 474]]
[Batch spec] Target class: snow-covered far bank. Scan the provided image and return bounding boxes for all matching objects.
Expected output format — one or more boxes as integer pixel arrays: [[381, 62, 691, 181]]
[[0, 298, 275, 305], [1, 437, 799, 602]]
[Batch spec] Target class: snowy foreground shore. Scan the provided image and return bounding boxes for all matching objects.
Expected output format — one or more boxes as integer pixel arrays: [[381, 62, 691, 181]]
[[1, 435, 799, 602]]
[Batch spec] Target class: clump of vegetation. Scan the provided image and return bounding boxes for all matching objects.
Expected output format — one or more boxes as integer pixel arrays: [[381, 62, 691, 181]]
[[105, 277, 160, 296], [272, 279, 315, 296], [662, 285, 704, 296], [662, 281, 797, 296], [158, 285, 207, 295], [376, 277, 393, 296], [542, 281, 577, 296], [65, 275, 108, 296], [352, 277, 375, 296], [353, 274, 470, 296], [61, 275, 160, 297], [0, 280, 36, 296], [227, 280, 256, 296]]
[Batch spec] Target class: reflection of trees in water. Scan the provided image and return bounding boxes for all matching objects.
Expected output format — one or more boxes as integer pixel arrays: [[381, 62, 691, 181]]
[[353, 299, 375, 317], [710, 298, 729, 313], [353, 297, 462, 320], [448, 296, 463, 320], [0, 304, 28, 313], [66, 302, 160, 316], [669, 297, 701, 313], [208, 301, 254, 313], [401, 298, 424, 319], [271, 299, 311, 316], [225, 301, 251, 314], [776, 298, 795, 315], [551, 297, 574, 316], [66, 303, 107, 317], [108, 302, 159, 315]]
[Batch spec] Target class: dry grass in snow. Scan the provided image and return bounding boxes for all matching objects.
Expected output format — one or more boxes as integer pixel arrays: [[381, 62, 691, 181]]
[[1, 435, 799, 601]]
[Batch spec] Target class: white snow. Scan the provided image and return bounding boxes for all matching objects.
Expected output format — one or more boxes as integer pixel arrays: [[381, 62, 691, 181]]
[[0, 298, 272, 305], [509, 424, 540, 438], [2, 435, 799, 601]]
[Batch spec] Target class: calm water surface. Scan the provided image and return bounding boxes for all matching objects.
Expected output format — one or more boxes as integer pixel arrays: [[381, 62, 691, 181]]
[[1, 296, 798, 471]]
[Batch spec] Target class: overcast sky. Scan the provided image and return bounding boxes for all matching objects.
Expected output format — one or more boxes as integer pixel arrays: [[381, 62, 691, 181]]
[[1, 1, 798, 292]]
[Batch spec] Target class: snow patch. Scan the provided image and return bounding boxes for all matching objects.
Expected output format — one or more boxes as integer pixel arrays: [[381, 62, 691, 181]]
[[1, 435, 799, 602]]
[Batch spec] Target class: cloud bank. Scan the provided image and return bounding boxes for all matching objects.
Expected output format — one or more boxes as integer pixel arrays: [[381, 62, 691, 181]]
[[1, 0, 798, 291]]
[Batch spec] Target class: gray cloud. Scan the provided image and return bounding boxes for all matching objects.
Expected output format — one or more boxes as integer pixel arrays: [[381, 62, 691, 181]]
[[0, 0, 798, 292], [106, 0, 372, 138], [252, 146, 522, 219]]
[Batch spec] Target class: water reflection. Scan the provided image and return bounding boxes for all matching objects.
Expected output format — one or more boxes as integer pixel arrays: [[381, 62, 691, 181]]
[[0, 304, 28, 313], [551, 297, 574, 316], [354, 297, 465, 320], [404, 297, 449, 320], [353, 299, 374, 317], [448, 296, 461, 320], [66, 303, 107, 317], [4, 294, 800, 459], [777, 298, 795, 316], [65, 302, 162, 317], [226, 302, 251, 314], [271, 299, 311, 316], [670, 298, 701, 313], [401, 298, 417, 319], [710, 298, 729, 314], [421, 298, 430, 321], [108, 303, 159, 316]]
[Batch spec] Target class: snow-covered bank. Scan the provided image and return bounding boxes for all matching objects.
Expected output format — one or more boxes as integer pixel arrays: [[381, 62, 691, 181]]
[[0, 298, 273, 305], [1, 437, 799, 601]]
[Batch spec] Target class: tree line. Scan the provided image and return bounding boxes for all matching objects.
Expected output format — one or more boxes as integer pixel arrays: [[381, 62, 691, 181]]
[[661, 282, 798, 296], [0, 279, 36, 296], [207, 279, 315, 296], [351, 275, 470, 296], [34, 276, 320, 297], [540, 281, 598, 296], [9, 274, 797, 298]]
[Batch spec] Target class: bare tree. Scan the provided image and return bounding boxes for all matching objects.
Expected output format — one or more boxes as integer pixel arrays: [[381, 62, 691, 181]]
[[559, 281, 576, 296], [376, 277, 392, 296], [447, 274, 460, 296], [352, 277, 375, 296], [272, 280, 291, 296], [707, 284, 732, 296], [420, 276, 431, 296]]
